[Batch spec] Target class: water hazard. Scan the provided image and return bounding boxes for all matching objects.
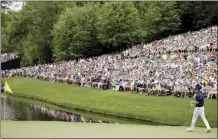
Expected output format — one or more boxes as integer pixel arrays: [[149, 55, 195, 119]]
[[1, 96, 161, 125], [1, 96, 118, 124]]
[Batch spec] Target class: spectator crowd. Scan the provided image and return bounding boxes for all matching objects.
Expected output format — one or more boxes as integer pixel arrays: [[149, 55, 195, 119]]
[[123, 26, 217, 58], [2, 26, 217, 99], [1, 53, 20, 63]]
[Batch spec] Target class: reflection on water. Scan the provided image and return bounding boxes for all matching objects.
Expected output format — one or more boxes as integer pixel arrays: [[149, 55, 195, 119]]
[[1, 103, 19, 120], [1, 96, 119, 124], [31, 104, 118, 124]]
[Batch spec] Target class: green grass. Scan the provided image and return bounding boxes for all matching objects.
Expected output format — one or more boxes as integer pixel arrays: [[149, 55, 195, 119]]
[[4, 77, 217, 127], [2, 121, 217, 138]]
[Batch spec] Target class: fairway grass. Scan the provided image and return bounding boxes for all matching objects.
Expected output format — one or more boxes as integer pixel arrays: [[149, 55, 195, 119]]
[[4, 77, 217, 127], [1, 121, 217, 138]]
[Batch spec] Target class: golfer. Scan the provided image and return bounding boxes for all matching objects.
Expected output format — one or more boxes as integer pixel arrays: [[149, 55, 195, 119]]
[[186, 84, 211, 133]]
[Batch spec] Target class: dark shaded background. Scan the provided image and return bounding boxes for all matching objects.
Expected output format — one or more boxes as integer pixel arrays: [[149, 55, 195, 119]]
[[1, 58, 21, 70]]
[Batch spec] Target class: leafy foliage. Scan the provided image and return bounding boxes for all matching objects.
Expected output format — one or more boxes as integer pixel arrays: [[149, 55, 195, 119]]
[[137, 2, 181, 41], [1, 1, 217, 65], [97, 2, 142, 50], [177, 1, 218, 32], [52, 4, 101, 61]]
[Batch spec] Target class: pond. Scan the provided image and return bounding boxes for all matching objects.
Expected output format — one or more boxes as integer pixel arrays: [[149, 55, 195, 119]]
[[1, 95, 161, 125]]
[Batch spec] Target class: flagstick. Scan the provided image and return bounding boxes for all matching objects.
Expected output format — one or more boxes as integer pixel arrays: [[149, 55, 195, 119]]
[[3, 94, 6, 122]]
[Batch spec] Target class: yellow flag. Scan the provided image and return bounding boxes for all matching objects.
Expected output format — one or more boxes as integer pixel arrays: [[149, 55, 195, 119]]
[[4, 81, 13, 94]]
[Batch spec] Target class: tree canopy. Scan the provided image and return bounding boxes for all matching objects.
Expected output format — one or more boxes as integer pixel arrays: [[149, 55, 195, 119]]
[[2, 1, 217, 66]]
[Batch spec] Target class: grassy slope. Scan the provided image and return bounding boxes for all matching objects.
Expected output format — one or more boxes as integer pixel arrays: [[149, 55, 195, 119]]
[[1, 121, 217, 138], [4, 77, 217, 127]]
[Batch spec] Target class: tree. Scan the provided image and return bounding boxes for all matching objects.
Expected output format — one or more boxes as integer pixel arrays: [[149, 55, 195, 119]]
[[1, 11, 18, 52], [52, 4, 102, 61], [97, 2, 142, 51], [177, 1, 218, 32], [1, 12, 9, 52], [137, 2, 181, 42], [3, 1, 216, 66], [5, 1, 75, 66]]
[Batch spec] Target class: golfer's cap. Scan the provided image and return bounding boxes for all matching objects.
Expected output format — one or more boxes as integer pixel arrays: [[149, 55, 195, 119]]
[[195, 84, 202, 91]]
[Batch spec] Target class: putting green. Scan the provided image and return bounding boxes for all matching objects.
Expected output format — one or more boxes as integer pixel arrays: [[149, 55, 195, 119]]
[[1, 121, 217, 138]]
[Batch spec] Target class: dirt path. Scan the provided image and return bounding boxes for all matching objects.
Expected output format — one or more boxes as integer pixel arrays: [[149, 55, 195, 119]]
[[1, 121, 217, 138]]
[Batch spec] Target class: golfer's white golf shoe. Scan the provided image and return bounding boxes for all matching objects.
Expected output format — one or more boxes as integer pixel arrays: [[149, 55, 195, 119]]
[[205, 129, 211, 133], [186, 128, 194, 132]]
